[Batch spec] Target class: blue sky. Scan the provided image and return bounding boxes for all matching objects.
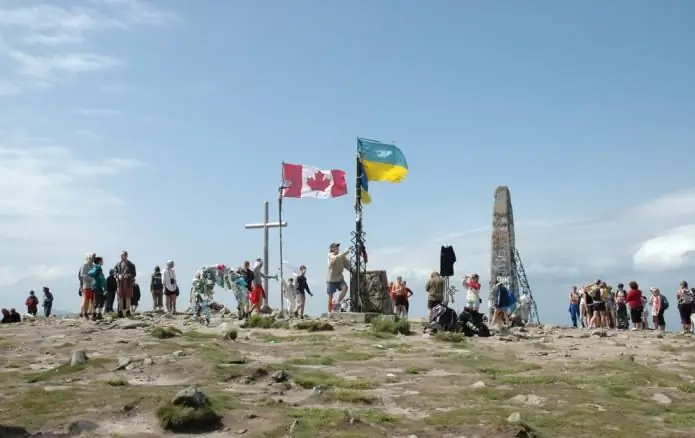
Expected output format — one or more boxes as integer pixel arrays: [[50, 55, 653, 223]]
[[1, 1, 695, 327]]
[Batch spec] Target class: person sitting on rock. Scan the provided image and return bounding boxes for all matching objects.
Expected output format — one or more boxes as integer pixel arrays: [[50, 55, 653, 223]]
[[25, 291, 39, 317], [9, 308, 21, 323], [1, 308, 10, 323]]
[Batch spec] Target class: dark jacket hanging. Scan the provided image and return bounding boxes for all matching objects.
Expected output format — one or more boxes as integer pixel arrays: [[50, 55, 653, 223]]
[[440, 246, 457, 277]]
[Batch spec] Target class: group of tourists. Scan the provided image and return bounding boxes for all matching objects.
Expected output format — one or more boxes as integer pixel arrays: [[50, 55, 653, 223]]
[[568, 280, 695, 333], [77, 251, 181, 320]]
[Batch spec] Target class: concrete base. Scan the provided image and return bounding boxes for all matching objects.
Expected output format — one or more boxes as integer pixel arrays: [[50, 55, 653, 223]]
[[322, 312, 394, 324]]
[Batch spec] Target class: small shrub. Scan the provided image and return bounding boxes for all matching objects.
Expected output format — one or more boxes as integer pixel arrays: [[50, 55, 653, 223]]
[[155, 402, 222, 433], [370, 317, 411, 335], [219, 329, 238, 341], [293, 320, 334, 332], [404, 366, 428, 375], [246, 315, 276, 329], [151, 326, 182, 339]]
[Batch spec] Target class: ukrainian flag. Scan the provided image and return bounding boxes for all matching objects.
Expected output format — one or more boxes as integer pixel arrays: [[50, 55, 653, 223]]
[[357, 137, 408, 183], [358, 158, 372, 205]]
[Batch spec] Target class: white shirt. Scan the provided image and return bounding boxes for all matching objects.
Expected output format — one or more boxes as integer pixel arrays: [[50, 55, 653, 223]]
[[163, 268, 177, 292]]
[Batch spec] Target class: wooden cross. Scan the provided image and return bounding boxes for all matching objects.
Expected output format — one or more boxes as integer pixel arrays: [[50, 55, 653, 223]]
[[244, 201, 287, 308]]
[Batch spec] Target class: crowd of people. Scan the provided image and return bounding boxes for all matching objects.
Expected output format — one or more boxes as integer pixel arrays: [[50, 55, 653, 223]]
[[569, 280, 695, 333]]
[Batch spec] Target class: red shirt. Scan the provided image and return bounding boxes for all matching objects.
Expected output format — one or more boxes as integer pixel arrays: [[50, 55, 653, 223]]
[[625, 289, 643, 308]]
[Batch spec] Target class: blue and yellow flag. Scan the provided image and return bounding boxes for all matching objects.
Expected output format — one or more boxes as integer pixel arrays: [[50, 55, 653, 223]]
[[358, 158, 372, 205], [357, 137, 408, 183]]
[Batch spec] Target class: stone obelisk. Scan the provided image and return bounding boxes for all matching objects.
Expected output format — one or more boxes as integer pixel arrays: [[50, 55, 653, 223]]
[[490, 186, 519, 300]]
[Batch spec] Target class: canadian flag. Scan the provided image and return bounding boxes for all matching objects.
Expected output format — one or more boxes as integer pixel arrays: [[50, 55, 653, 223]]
[[282, 163, 348, 199]]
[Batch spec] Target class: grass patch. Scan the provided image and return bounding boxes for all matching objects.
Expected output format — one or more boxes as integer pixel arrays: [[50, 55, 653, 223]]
[[293, 320, 334, 332], [322, 389, 378, 405], [245, 314, 289, 329], [151, 326, 182, 339], [182, 331, 217, 340], [262, 407, 400, 437], [405, 366, 428, 374], [434, 332, 467, 344], [370, 316, 411, 335], [286, 355, 336, 366], [155, 392, 223, 433], [25, 357, 112, 383], [292, 370, 376, 390], [198, 344, 247, 365]]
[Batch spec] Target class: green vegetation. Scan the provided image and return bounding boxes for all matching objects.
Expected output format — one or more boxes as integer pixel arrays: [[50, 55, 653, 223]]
[[292, 370, 376, 390], [151, 326, 182, 339], [25, 357, 112, 383], [293, 320, 335, 332], [246, 314, 290, 329], [370, 316, 411, 335]]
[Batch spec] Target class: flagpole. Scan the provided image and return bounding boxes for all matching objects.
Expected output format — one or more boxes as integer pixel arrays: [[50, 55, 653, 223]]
[[352, 149, 365, 312], [278, 163, 286, 316]]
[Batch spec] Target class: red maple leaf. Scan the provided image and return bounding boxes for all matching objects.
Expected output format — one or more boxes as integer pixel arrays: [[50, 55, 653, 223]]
[[306, 171, 331, 191]]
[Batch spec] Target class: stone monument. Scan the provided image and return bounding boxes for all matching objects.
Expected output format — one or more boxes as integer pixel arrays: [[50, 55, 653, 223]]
[[349, 270, 394, 315]]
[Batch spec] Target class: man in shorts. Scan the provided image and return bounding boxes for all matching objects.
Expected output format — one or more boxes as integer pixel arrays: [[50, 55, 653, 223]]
[[326, 242, 351, 313]]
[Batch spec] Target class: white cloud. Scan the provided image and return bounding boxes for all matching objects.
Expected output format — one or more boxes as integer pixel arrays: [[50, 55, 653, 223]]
[[0, 2, 180, 86], [376, 189, 695, 286], [0, 143, 143, 288], [6, 48, 121, 79], [73, 108, 121, 117]]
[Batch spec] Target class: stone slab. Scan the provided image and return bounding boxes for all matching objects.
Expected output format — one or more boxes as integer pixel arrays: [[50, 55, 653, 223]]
[[322, 312, 394, 324]]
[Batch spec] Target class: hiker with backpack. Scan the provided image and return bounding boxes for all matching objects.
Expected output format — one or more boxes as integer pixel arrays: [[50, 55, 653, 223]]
[[25, 291, 39, 317], [677, 281, 693, 333], [649, 287, 667, 332], [151, 266, 165, 312]]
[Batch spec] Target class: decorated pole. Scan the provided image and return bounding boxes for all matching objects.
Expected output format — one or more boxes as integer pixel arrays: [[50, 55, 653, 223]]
[[350, 152, 367, 312], [278, 164, 286, 315]]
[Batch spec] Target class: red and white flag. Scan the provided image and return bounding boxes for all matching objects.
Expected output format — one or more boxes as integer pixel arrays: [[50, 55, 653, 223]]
[[282, 163, 348, 199]]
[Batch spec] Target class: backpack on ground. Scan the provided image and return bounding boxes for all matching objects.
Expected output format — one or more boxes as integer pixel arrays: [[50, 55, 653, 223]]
[[428, 304, 458, 333], [457, 309, 491, 337], [660, 294, 670, 310]]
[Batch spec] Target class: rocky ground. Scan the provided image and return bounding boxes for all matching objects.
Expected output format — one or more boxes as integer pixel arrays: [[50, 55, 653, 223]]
[[2, 313, 695, 438]]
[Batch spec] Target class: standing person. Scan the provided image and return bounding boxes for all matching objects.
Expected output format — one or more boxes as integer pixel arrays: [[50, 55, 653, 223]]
[[650, 287, 666, 332], [80, 253, 95, 320], [626, 281, 644, 330], [114, 251, 137, 318], [491, 281, 511, 325], [391, 276, 407, 319], [463, 275, 482, 313], [519, 292, 532, 324], [250, 259, 274, 314], [568, 286, 580, 328], [403, 280, 414, 317], [25, 291, 39, 317], [89, 256, 107, 320], [239, 261, 254, 314], [425, 271, 444, 319], [151, 266, 164, 312], [131, 282, 141, 313], [295, 265, 313, 318], [326, 242, 351, 313], [42, 287, 53, 318], [615, 284, 629, 329], [105, 269, 118, 313], [676, 281, 693, 333], [163, 261, 179, 314]]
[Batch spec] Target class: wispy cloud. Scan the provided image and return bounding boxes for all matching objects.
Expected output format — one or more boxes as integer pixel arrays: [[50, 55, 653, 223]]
[[0, 1, 180, 86], [6, 48, 121, 79], [75, 129, 98, 139], [73, 107, 121, 117]]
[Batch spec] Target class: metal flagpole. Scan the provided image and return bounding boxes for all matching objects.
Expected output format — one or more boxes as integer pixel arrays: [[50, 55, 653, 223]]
[[278, 163, 286, 316]]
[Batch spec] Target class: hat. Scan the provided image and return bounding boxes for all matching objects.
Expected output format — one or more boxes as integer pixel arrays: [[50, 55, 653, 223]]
[[329, 242, 340, 249]]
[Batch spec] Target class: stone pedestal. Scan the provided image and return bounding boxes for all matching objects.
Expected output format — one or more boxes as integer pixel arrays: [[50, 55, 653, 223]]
[[349, 270, 393, 315]]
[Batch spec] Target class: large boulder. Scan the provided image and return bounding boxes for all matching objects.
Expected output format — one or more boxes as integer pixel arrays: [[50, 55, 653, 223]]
[[349, 270, 394, 314]]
